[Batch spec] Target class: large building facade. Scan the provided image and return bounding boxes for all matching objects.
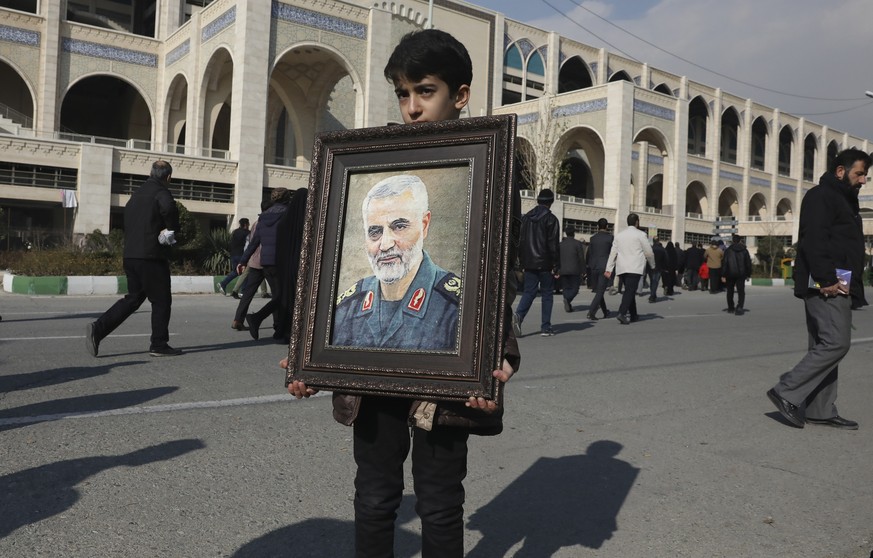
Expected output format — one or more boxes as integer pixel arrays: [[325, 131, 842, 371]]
[[1, 0, 871, 252]]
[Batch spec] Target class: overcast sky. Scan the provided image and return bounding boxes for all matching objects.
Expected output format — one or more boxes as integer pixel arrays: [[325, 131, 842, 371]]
[[466, 0, 873, 140]]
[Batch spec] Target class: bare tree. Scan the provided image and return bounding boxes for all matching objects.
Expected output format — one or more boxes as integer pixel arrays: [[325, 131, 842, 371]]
[[515, 96, 571, 195]]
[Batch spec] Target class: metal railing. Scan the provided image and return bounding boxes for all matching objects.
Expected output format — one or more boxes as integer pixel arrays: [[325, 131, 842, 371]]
[[111, 173, 234, 203], [0, 163, 78, 189], [0, 101, 34, 129], [686, 212, 704, 219]]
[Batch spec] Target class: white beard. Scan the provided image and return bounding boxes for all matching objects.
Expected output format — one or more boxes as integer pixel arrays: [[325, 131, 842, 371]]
[[368, 237, 424, 284]]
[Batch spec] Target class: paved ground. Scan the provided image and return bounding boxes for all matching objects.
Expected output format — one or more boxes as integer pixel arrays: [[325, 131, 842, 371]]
[[1, 285, 872, 557]]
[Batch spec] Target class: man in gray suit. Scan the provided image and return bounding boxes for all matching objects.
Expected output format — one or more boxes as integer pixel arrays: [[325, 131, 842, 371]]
[[604, 213, 655, 325], [585, 218, 613, 320]]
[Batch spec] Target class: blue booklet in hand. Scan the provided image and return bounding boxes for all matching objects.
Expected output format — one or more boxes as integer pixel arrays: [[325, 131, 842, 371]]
[[808, 268, 851, 290]]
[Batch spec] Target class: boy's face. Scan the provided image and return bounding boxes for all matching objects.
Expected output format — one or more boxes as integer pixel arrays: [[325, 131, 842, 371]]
[[393, 74, 470, 124]]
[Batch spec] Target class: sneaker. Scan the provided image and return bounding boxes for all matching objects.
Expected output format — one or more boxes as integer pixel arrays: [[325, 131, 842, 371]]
[[512, 312, 522, 337], [540, 328, 555, 336], [218, 283, 227, 296], [149, 345, 183, 357], [231, 291, 240, 299], [85, 322, 99, 357]]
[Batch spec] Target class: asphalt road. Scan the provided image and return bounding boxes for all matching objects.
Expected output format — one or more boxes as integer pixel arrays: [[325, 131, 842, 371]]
[[1, 285, 872, 557]]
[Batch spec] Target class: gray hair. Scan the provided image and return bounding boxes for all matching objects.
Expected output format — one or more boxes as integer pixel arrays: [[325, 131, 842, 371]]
[[362, 174, 429, 227]]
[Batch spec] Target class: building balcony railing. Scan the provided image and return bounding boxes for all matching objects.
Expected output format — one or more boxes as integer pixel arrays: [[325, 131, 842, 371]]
[[631, 205, 670, 216], [685, 212, 704, 220], [556, 193, 597, 205]]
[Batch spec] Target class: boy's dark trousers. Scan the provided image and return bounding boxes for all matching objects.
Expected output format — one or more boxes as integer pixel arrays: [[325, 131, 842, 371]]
[[353, 396, 469, 558]]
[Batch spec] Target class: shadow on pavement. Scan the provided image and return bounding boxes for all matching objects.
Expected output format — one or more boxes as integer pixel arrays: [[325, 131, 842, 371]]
[[466, 440, 639, 557], [0, 439, 205, 538], [0, 387, 179, 432], [0, 360, 147, 393]]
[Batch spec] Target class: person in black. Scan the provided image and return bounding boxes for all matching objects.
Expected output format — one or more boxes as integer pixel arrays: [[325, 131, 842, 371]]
[[768, 148, 871, 430], [558, 227, 586, 312], [684, 242, 704, 290], [218, 217, 250, 295], [664, 241, 678, 295], [721, 234, 752, 314], [86, 160, 181, 357], [648, 239, 666, 302], [513, 188, 561, 336], [586, 218, 613, 320]]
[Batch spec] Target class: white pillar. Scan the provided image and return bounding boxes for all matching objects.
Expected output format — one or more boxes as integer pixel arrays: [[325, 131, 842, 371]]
[[603, 80, 634, 227], [75, 144, 114, 235], [363, 8, 393, 127]]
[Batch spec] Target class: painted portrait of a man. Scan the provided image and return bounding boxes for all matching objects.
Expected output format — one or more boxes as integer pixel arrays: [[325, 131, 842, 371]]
[[331, 173, 463, 351]]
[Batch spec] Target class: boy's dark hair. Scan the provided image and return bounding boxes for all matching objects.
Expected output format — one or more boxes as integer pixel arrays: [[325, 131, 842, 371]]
[[626, 213, 640, 227], [239, 218, 250, 227], [150, 160, 173, 183], [597, 218, 609, 230], [828, 148, 872, 174], [565, 228, 575, 237], [384, 29, 472, 94]]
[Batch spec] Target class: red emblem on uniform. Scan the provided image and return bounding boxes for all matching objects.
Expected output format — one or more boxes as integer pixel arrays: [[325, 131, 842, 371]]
[[408, 288, 426, 311], [362, 291, 374, 311]]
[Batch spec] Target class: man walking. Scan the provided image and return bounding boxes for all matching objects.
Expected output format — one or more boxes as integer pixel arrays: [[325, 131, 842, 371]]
[[86, 160, 182, 357], [705, 239, 724, 294], [559, 227, 586, 312], [767, 148, 871, 430], [648, 239, 666, 302], [218, 217, 249, 296], [604, 213, 655, 325], [586, 218, 613, 320], [721, 234, 752, 315], [514, 188, 561, 336]]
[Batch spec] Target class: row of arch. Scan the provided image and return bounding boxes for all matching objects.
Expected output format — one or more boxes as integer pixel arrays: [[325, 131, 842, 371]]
[[0, 41, 360, 167], [502, 38, 843, 183], [517, 122, 794, 220]]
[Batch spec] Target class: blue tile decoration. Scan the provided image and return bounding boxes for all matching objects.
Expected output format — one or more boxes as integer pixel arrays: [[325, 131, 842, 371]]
[[537, 45, 548, 62], [720, 170, 743, 182], [749, 176, 770, 187], [62, 38, 156, 67], [687, 163, 711, 175], [590, 62, 598, 75], [515, 38, 534, 58], [273, 2, 366, 40], [559, 50, 566, 64], [166, 39, 190, 66], [634, 99, 675, 121], [648, 153, 664, 165], [517, 112, 539, 126], [778, 183, 796, 192], [0, 24, 39, 47], [859, 195, 873, 202], [552, 98, 607, 117], [504, 33, 512, 49], [202, 5, 236, 42]]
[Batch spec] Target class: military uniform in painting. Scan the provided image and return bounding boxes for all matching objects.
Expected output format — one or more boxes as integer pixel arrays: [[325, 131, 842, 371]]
[[332, 251, 460, 350]]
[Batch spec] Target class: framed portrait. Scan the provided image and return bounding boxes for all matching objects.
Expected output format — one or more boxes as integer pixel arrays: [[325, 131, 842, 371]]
[[286, 114, 517, 403]]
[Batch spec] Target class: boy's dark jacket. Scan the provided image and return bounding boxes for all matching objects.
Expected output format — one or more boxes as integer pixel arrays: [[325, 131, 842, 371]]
[[792, 172, 866, 302]]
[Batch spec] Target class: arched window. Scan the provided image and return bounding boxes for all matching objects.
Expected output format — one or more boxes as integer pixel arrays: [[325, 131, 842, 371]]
[[778, 126, 793, 176], [750, 117, 768, 171], [803, 134, 816, 181]]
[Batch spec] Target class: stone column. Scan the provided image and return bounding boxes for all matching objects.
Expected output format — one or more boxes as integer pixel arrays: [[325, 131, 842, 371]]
[[187, 9, 203, 155], [363, 8, 393, 127], [157, 0, 184, 40], [545, 32, 560, 96], [603, 80, 634, 227], [671, 91, 689, 242], [229, 0, 272, 226], [36, 0, 63, 135], [710, 89, 723, 220], [636, 141, 648, 209], [75, 144, 114, 235], [769, 109, 780, 217]]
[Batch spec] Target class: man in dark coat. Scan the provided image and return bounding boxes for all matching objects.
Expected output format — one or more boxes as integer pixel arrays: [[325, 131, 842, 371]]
[[514, 188, 561, 336], [684, 242, 704, 290], [648, 239, 666, 302], [721, 234, 752, 314], [585, 218, 613, 320], [86, 160, 181, 357], [767, 148, 871, 430], [559, 227, 586, 312]]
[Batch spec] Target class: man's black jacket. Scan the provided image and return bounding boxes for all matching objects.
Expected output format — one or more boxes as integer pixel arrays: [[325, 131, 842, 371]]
[[519, 204, 560, 271], [123, 177, 179, 260]]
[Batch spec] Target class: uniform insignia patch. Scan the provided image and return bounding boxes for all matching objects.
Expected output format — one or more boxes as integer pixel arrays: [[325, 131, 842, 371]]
[[443, 276, 461, 298], [408, 288, 426, 311], [337, 283, 358, 305], [362, 291, 374, 311]]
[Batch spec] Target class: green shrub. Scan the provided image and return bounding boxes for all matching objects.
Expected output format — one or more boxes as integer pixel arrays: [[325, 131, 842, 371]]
[[199, 228, 231, 275], [5, 249, 124, 276]]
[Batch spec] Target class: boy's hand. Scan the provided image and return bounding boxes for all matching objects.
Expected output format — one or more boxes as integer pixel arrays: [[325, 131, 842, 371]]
[[466, 359, 514, 413], [280, 357, 319, 398]]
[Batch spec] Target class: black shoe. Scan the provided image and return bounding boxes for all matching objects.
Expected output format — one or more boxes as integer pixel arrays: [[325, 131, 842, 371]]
[[261, 293, 272, 299], [586, 313, 598, 321], [85, 322, 99, 357], [630, 315, 639, 323], [563, 298, 572, 312], [724, 307, 735, 313], [602, 310, 611, 319], [540, 328, 556, 337], [616, 314, 629, 325], [766, 388, 804, 427], [648, 297, 656, 303], [806, 415, 858, 430], [246, 313, 263, 341], [231, 291, 240, 299], [149, 345, 182, 357], [734, 307, 744, 316]]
